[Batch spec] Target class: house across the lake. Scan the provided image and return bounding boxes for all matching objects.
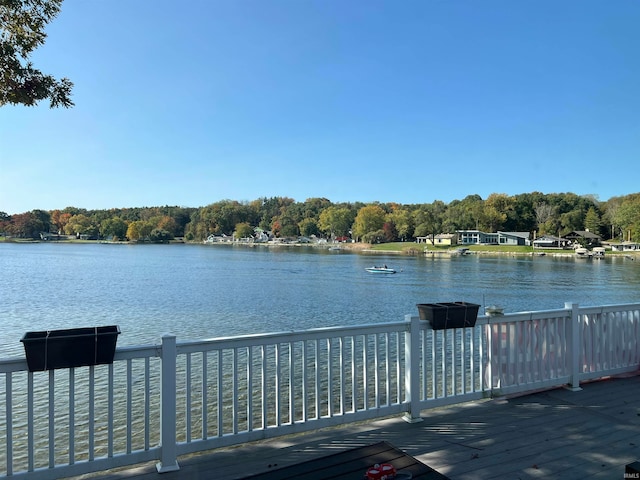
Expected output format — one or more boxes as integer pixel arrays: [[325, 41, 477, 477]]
[[457, 230, 499, 245], [456, 230, 531, 246], [415, 233, 458, 246], [607, 241, 640, 252], [563, 230, 602, 247], [533, 235, 571, 249], [497, 231, 531, 246]]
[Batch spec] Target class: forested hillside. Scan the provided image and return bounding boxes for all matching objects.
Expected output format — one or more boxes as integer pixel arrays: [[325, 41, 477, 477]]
[[2, 192, 639, 243]]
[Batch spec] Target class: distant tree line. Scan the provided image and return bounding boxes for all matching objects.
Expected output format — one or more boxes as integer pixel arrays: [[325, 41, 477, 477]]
[[1, 192, 639, 243]]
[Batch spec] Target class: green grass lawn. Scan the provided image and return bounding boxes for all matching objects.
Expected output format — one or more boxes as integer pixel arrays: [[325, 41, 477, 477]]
[[368, 242, 632, 256], [369, 243, 566, 255], [369, 242, 425, 253]]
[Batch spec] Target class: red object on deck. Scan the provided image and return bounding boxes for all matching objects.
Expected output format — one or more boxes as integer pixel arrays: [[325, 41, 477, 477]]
[[365, 463, 396, 479]]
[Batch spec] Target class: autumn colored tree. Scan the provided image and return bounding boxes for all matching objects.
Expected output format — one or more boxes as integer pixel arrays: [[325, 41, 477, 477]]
[[318, 206, 354, 239], [234, 222, 254, 239], [352, 205, 386, 241], [613, 194, 640, 242], [298, 217, 319, 237], [481, 193, 512, 232], [101, 217, 128, 240], [1, 0, 74, 107], [50, 209, 71, 233], [149, 228, 172, 243], [126, 221, 141, 241], [7, 211, 45, 238], [387, 208, 413, 241], [64, 214, 97, 237], [155, 215, 178, 237], [382, 221, 398, 242]]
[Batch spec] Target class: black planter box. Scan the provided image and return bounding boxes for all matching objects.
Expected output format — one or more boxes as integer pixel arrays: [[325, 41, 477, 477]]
[[20, 325, 121, 372], [416, 302, 480, 329]]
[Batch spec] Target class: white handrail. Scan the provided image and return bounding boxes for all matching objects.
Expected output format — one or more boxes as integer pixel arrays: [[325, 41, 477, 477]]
[[0, 302, 638, 479]]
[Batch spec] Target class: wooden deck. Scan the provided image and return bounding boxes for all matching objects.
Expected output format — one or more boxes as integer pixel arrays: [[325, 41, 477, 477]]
[[66, 374, 640, 480]]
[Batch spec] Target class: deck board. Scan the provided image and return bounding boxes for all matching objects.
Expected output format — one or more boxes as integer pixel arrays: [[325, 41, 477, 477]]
[[65, 374, 640, 480], [241, 441, 449, 479]]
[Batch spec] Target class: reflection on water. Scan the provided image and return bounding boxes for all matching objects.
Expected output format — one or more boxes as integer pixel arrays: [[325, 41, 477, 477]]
[[1, 243, 639, 358]]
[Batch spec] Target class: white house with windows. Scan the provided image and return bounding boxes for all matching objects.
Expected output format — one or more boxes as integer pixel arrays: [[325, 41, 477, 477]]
[[497, 232, 531, 246], [456, 230, 531, 246], [607, 241, 640, 252], [457, 230, 498, 245]]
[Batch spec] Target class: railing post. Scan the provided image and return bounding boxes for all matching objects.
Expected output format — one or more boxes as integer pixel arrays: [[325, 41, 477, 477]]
[[565, 302, 582, 392], [156, 334, 180, 473], [403, 314, 423, 423]]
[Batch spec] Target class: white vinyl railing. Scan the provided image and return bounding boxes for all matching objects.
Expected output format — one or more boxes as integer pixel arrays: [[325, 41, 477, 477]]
[[0, 303, 638, 479]]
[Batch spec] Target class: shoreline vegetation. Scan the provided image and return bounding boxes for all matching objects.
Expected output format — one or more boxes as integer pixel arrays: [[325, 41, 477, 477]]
[[3, 193, 640, 251], [1, 236, 637, 258]]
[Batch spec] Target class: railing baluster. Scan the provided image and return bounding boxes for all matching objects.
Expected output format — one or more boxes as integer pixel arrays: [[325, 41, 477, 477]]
[[301, 341, 308, 421], [607, 312, 612, 369], [385, 333, 390, 406], [470, 326, 476, 392], [185, 353, 192, 442], [145, 357, 150, 449], [27, 372, 34, 471], [373, 334, 379, 408], [288, 343, 294, 423], [48, 370, 54, 468], [396, 332, 401, 404], [441, 330, 447, 398], [363, 334, 369, 409], [68, 368, 74, 465], [327, 338, 333, 417], [108, 363, 114, 457], [5, 372, 12, 476], [522, 320, 529, 384], [89, 365, 95, 461], [461, 328, 466, 394], [504, 323, 510, 385], [339, 336, 345, 415], [452, 330, 457, 395], [350, 336, 356, 413], [434, 330, 439, 397], [217, 350, 223, 436], [313, 340, 321, 419], [247, 347, 253, 431], [202, 351, 208, 439], [596, 313, 603, 370], [546, 318, 552, 379], [233, 348, 239, 433], [260, 346, 267, 429], [274, 344, 280, 426]]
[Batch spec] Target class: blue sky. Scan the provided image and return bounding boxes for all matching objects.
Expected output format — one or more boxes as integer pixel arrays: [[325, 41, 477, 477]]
[[1, 0, 639, 215]]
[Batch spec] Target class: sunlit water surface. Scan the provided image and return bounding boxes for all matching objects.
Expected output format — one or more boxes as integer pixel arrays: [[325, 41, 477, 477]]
[[2, 242, 639, 358]]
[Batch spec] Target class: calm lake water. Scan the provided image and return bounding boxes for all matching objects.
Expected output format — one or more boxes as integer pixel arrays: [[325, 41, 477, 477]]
[[2, 242, 640, 358]]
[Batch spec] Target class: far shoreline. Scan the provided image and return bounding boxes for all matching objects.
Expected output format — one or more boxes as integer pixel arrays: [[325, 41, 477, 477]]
[[2, 236, 637, 259]]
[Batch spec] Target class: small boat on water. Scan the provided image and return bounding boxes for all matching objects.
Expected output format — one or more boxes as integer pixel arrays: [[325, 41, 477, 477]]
[[365, 266, 396, 274]]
